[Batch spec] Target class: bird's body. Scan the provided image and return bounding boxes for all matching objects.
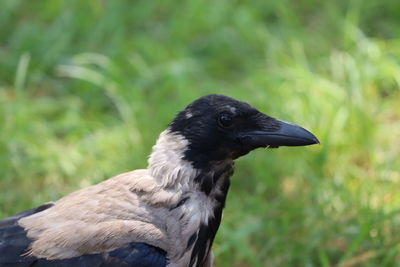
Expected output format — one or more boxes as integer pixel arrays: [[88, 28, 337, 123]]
[[0, 95, 318, 267]]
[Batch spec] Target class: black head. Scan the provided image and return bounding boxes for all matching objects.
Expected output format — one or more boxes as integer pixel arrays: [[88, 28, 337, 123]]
[[169, 94, 319, 169]]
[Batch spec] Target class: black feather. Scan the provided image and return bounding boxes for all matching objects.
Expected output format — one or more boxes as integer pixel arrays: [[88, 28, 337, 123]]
[[169, 197, 189, 211], [186, 232, 197, 250], [194, 171, 213, 196], [189, 166, 232, 266]]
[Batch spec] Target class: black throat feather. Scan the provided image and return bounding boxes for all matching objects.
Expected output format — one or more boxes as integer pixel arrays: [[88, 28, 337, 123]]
[[189, 162, 234, 267]]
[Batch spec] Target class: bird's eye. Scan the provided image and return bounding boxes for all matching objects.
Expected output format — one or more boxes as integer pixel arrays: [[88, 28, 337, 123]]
[[218, 113, 234, 128]]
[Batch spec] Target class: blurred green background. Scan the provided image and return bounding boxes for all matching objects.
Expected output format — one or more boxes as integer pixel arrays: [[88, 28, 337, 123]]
[[1, 0, 400, 266]]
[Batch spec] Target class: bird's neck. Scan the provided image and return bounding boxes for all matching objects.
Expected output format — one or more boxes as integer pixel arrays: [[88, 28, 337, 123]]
[[148, 130, 198, 188], [148, 129, 234, 190], [148, 130, 235, 266]]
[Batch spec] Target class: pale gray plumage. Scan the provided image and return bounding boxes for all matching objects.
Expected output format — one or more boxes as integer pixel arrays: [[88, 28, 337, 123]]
[[19, 130, 214, 266]]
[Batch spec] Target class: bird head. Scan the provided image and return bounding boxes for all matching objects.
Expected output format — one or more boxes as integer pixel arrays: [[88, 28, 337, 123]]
[[168, 94, 319, 169]]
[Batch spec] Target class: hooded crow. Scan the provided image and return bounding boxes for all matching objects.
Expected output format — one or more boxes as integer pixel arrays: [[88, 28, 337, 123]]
[[0, 94, 319, 267]]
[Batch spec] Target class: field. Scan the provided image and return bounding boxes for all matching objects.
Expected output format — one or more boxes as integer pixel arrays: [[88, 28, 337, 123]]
[[1, 0, 400, 266]]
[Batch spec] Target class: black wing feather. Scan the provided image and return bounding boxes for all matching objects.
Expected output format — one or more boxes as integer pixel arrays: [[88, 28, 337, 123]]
[[0, 204, 168, 267]]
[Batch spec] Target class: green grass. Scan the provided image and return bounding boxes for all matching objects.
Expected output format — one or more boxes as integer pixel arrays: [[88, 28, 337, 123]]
[[1, 0, 400, 266]]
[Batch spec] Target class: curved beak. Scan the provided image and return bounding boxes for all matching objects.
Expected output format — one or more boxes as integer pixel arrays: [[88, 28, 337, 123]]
[[238, 119, 319, 148]]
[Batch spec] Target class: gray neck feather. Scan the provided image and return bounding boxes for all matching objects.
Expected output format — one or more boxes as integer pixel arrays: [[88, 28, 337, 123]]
[[148, 129, 199, 189]]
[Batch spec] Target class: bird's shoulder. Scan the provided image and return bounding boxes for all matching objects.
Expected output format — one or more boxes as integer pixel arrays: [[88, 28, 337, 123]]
[[17, 169, 178, 260]]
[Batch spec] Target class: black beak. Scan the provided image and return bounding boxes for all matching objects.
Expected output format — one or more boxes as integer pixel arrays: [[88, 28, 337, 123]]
[[238, 118, 319, 148]]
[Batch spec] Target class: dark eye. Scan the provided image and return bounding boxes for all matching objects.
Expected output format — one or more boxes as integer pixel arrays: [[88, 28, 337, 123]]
[[218, 113, 234, 128]]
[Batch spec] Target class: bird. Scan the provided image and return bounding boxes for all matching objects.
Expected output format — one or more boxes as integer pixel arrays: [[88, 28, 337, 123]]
[[0, 94, 319, 267]]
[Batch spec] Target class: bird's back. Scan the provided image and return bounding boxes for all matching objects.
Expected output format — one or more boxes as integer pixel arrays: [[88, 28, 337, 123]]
[[0, 203, 168, 267]]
